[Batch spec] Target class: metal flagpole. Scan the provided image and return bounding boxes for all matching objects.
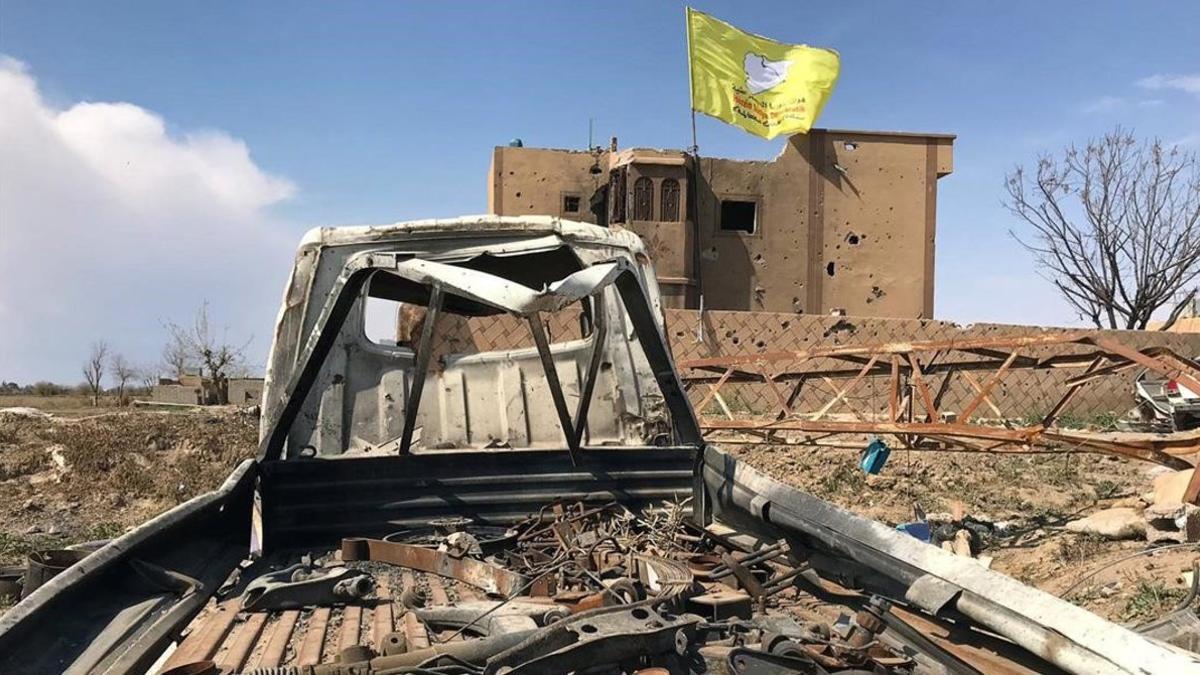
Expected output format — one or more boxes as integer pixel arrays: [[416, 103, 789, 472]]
[[685, 8, 705, 342]]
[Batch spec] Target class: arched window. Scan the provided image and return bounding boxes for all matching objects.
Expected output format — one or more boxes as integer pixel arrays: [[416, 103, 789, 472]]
[[632, 177, 654, 221], [660, 178, 680, 222]]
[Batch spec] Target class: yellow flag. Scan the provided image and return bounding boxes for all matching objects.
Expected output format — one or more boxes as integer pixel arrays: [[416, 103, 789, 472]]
[[687, 8, 840, 139]]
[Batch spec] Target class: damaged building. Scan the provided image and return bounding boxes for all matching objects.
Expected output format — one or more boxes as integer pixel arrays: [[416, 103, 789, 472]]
[[488, 129, 954, 317]]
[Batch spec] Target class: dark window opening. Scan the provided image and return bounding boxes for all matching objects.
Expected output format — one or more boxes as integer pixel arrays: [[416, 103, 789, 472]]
[[720, 199, 757, 233], [632, 177, 654, 221], [563, 195, 580, 213], [661, 178, 681, 222], [589, 186, 608, 227], [608, 168, 627, 224]]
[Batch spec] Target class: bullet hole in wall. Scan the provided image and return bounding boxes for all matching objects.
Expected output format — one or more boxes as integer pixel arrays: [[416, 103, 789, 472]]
[[865, 286, 886, 304], [846, 233, 860, 245], [826, 262, 836, 277]]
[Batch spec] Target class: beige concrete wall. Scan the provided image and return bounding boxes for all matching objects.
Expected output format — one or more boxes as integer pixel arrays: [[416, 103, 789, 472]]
[[228, 378, 264, 406], [694, 131, 952, 318], [489, 147, 608, 223], [489, 129, 954, 320], [151, 384, 201, 405]]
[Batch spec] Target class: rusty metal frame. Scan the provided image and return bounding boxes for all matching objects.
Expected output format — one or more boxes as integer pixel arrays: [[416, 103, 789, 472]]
[[679, 332, 1200, 497]]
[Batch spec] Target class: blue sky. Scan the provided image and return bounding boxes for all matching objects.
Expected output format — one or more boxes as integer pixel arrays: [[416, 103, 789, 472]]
[[2, 2, 1199, 382]]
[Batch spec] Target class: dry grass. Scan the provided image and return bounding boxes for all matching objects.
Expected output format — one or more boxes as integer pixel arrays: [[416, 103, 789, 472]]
[[0, 409, 258, 563], [0, 394, 116, 414]]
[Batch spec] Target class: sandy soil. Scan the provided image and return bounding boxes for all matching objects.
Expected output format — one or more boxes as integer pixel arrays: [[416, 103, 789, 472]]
[[0, 407, 258, 567]]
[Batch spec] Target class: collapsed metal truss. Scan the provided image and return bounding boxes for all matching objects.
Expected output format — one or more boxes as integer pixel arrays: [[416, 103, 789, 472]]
[[678, 331, 1200, 502]]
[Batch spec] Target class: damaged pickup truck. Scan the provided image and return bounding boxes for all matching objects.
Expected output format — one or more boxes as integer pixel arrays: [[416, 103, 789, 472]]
[[1, 216, 1196, 674]]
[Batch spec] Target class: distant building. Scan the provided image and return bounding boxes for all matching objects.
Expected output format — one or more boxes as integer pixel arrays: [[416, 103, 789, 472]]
[[150, 374, 263, 406], [227, 378, 264, 406], [150, 372, 204, 403], [488, 129, 954, 318]]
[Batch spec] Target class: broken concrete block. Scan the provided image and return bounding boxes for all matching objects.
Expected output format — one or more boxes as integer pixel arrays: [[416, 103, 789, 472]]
[[1065, 507, 1147, 540], [951, 529, 973, 558], [1145, 502, 1200, 544], [1152, 469, 1195, 507]]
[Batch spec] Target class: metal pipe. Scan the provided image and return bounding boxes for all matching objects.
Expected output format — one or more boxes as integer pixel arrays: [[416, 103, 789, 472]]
[[572, 293, 608, 448], [528, 312, 581, 466], [399, 283, 443, 455]]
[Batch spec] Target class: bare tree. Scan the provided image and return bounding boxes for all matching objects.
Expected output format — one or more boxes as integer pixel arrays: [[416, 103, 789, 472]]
[[138, 364, 159, 391], [110, 353, 136, 406], [1005, 128, 1200, 330], [163, 301, 250, 404], [82, 341, 109, 406], [161, 338, 191, 381]]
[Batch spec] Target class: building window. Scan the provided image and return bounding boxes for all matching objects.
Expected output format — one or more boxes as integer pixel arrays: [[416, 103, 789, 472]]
[[562, 194, 580, 213], [632, 177, 654, 221], [661, 178, 680, 222], [720, 199, 757, 233], [608, 168, 627, 223]]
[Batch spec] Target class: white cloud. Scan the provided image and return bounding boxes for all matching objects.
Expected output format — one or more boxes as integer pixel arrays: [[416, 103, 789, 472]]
[[1171, 133, 1200, 148], [0, 57, 298, 383], [1080, 95, 1125, 114], [1137, 73, 1200, 96]]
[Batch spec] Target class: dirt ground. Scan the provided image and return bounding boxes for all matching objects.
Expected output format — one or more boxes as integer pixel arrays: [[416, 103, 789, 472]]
[[0, 405, 258, 569], [1, 401, 1196, 626]]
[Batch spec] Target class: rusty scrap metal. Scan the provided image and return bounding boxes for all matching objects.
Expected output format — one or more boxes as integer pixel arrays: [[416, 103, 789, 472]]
[[241, 564, 372, 612], [681, 332, 1200, 495], [341, 538, 528, 598], [483, 602, 701, 675]]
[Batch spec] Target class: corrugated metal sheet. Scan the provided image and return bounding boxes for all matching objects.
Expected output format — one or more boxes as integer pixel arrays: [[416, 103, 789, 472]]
[[261, 448, 695, 547]]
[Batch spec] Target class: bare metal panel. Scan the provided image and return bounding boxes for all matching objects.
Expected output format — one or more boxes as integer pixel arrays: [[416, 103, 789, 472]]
[[260, 447, 695, 546]]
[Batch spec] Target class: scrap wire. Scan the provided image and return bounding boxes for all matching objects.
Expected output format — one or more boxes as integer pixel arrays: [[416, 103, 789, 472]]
[[1059, 542, 1200, 598]]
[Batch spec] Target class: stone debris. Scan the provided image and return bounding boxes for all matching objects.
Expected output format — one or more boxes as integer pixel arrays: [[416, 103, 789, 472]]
[[1145, 502, 1200, 544], [1065, 507, 1147, 540], [1150, 469, 1194, 506], [0, 407, 51, 418]]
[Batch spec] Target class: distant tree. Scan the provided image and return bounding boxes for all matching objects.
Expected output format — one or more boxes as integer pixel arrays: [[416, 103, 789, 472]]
[[138, 364, 158, 391], [82, 341, 110, 406], [110, 353, 136, 406], [161, 337, 191, 382], [163, 301, 250, 404], [29, 381, 67, 397], [1005, 127, 1200, 330]]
